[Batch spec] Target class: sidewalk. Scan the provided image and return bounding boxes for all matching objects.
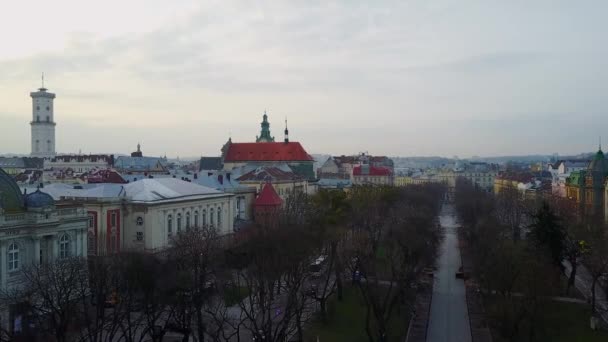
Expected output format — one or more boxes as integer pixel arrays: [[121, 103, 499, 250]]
[[563, 260, 608, 326]]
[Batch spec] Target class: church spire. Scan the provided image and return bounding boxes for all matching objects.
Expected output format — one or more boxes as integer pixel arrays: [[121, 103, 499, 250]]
[[256, 110, 275, 142], [284, 118, 289, 143]]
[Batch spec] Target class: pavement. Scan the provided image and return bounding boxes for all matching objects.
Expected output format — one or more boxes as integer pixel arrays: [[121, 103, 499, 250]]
[[563, 260, 608, 325], [427, 205, 472, 342]]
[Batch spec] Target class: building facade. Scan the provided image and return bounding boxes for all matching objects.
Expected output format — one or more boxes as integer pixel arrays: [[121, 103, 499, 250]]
[[565, 149, 608, 220], [0, 169, 88, 332]]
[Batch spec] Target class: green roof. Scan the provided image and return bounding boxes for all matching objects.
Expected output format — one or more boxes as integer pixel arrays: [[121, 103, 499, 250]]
[[0, 168, 24, 212]]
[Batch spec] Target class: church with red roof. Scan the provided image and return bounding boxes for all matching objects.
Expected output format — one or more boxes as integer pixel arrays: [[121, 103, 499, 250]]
[[221, 112, 316, 180]]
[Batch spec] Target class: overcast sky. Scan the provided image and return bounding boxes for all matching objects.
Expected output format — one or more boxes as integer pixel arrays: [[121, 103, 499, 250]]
[[1, 0, 607, 158]]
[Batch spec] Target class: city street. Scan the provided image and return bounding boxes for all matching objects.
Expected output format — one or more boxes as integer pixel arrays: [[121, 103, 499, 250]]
[[427, 205, 472, 342]]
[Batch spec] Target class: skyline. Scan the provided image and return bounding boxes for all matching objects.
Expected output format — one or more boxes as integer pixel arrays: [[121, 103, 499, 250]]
[[2, 1, 608, 157]]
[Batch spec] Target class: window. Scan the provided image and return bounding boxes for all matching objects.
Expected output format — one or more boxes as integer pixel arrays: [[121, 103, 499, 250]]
[[202, 210, 207, 227], [88, 230, 96, 256], [167, 214, 173, 236], [185, 212, 191, 230], [136, 232, 144, 241], [136, 217, 144, 226], [111, 212, 117, 227], [46, 116, 49, 122], [47, 140, 52, 152], [59, 234, 70, 259], [88, 214, 95, 228], [36, 115, 40, 122], [8, 243, 19, 271], [36, 105, 40, 110], [46, 106, 50, 111], [177, 213, 182, 232], [210, 209, 214, 227], [217, 207, 222, 227], [194, 211, 199, 228]]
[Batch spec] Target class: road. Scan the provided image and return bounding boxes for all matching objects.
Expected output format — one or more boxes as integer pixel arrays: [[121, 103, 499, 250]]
[[426, 205, 472, 342]]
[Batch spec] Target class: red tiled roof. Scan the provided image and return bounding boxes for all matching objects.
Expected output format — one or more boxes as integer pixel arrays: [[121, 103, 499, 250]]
[[224, 142, 313, 162], [254, 183, 283, 206], [353, 165, 392, 176]]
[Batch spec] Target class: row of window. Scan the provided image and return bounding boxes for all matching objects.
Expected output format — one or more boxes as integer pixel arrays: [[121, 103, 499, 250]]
[[167, 207, 222, 237], [7, 234, 71, 272]]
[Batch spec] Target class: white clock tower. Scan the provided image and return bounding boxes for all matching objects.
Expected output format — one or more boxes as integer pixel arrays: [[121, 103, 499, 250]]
[[30, 75, 56, 158]]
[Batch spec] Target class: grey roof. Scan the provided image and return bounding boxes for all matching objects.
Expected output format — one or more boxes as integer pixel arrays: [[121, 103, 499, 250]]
[[199, 157, 223, 171], [194, 171, 250, 192], [123, 178, 225, 203], [115, 156, 168, 172], [317, 178, 352, 188], [39, 183, 126, 200]]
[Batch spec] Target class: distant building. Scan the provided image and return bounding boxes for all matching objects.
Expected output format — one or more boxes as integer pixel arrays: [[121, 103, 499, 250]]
[[318, 153, 394, 181], [437, 161, 498, 196], [548, 160, 587, 197], [221, 112, 316, 181], [352, 164, 394, 186], [30, 80, 57, 158], [565, 148, 608, 221], [0, 157, 43, 176], [114, 144, 168, 176], [236, 165, 311, 199], [0, 169, 88, 332], [44, 154, 114, 174]]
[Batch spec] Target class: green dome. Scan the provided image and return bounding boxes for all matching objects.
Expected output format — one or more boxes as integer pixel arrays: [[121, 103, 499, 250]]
[[587, 149, 608, 178], [0, 168, 24, 212]]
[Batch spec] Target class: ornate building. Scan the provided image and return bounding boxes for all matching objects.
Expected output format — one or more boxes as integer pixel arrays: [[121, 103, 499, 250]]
[[0, 169, 88, 332], [30, 79, 57, 158], [565, 148, 608, 220]]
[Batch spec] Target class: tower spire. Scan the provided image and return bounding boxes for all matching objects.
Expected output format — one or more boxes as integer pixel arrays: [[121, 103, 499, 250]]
[[284, 118, 289, 143], [41, 72, 44, 88], [599, 136, 602, 151]]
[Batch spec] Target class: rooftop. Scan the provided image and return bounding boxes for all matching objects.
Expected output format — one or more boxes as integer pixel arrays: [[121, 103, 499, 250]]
[[224, 142, 314, 162]]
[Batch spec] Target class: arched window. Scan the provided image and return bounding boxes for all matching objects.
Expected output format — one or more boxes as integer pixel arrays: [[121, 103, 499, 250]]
[[217, 207, 222, 227], [202, 210, 207, 227], [185, 212, 191, 230], [167, 214, 173, 237], [177, 213, 182, 232], [59, 234, 70, 259], [210, 208, 214, 227], [136, 217, 144, 226], [8, 243, 19, 271], [194, 211, 199, 228]]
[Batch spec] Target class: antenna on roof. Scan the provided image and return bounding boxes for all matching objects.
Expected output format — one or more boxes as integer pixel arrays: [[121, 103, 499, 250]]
[[41, 72, 44, 88]]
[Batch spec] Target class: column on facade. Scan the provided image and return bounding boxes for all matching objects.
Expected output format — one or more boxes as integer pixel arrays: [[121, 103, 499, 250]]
[[82, 228, 87, 256], [0, 242, 6, 289]]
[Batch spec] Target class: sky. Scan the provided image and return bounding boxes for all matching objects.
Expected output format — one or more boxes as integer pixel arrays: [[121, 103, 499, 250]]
[[1, 0, 607, 158]]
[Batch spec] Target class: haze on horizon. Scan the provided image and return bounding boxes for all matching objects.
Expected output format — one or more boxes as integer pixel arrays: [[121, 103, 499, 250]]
[[1, 0, 607, 158]]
